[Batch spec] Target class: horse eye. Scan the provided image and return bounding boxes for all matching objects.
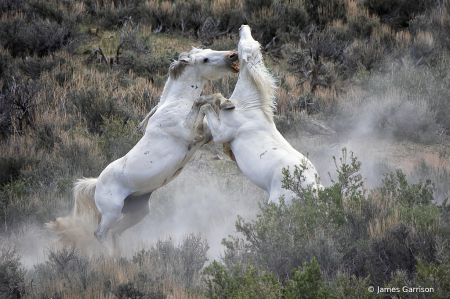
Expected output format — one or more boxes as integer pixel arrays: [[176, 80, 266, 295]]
[[203, 58, 209, 63]]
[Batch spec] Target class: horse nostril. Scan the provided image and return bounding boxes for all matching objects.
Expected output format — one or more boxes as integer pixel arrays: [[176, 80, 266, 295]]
[[230, 53, 236, 58]]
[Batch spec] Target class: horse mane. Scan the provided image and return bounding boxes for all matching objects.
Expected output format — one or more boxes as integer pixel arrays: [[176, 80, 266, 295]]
[[241, 42, 277, 122], [168, 52, 190, 79], [138, 104, 158, 133], [168, 46, 205, 79]]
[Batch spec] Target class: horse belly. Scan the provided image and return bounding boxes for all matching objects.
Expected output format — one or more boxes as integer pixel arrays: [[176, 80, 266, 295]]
[[117, 138, 195, 193], [231, 136, 305, 192], [230, 139, 279, 192]]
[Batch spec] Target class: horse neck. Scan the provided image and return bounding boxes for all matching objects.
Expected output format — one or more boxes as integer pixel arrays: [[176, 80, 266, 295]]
[[159, 74, 206, 106], [230, 67, 264, 111]]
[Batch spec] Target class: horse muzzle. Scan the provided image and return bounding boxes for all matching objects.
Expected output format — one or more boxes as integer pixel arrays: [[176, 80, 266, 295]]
[[227, 51, 239, 72]]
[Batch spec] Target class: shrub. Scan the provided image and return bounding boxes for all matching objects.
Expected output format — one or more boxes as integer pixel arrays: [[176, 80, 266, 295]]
[[32, 245, 91, 294], [0, 51, 13, 82], [247, 2, 309, 47], [98, 117, 142, 161], [0, 0, 25, 16], [58, 140, 105, 177], [117, 50, 173, 83], [0, 79, 40, 137], [35, 123, 62, 153], [17, 56, 66, 79], [0, 246, 25, 299], [109, 281, 147, 299], [304, 0, 346, 27], [415, 260, 450, 297], [363, 0, 439, 30], [288, 26, 342, 93], [203, 261, 281, 299], [54, 69, 73, 87], [26, 1, 66, 24], [212, 149, 448, 291], [380, 169, 434, 208], [283, 257, 330, 299], [0, 156, 38, 187], [70, 88, 132, 134], [132, 234, 209, 288], [0, 18, 84, 57]]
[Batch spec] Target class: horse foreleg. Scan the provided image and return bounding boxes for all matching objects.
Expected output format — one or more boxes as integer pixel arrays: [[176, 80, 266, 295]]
[[187, 93, 225, 145], [200, 104, 234, 143]]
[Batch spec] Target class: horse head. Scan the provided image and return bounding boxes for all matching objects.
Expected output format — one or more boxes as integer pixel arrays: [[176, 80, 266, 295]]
[[234, 25, 277, 121], [169, 46, 239, 81]]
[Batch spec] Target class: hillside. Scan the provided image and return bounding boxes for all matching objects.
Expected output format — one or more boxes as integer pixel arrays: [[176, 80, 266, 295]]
[[0, 0, 450, 298]]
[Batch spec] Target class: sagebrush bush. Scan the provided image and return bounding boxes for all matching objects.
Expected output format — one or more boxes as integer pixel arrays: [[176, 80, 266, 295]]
[[363, 0, 439, 30], [132, 234, 209, 288], [0, 18, 85, 57], [70, 88, 133, 134], [17, 56, 66, 79], [98, 118, 141, 161], [207, 149, 449, 295], [0, 246, 25, 299], [26, 234, 207, 298], [0, 156, 37, 187], [26, 1, 66, 24], [0, 0, 25, 16], [117, 50, 173, 84], [0, 79, 40, 137]]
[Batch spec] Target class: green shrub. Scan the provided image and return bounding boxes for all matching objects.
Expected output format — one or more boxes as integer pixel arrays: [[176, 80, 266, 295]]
[[380, 169, 434, 208], [283, 257, 330, 299], [203, 261, 281, 299], [98, 117, 141, 161], [58, 140, 105, 177], [211, 149, 448, 291], [415, 260, 450, 298]]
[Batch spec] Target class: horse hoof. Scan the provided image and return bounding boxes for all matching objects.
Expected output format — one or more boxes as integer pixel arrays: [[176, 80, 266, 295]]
[[220, 100, 235, 110], [193, 136, 205, 145]]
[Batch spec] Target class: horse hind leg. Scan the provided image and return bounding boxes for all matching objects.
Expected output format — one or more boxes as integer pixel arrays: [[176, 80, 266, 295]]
[[110, 192, 152, 244]]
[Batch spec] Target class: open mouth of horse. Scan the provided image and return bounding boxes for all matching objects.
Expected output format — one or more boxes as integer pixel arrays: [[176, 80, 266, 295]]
[[231, 60, 240, 72]]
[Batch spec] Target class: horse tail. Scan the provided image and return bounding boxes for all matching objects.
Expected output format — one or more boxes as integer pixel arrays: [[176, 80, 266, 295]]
[[138, 105, 158, 134], [44, 177, 100, 248], [73, 177, 100, 225]]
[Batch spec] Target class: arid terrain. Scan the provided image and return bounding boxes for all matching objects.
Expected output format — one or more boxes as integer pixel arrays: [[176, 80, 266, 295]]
[[1, 0, 449, 298]]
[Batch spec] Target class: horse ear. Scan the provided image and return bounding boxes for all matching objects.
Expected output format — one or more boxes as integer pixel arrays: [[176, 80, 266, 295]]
[[179, 53, 191, 64], [179, 57, 191, 64]]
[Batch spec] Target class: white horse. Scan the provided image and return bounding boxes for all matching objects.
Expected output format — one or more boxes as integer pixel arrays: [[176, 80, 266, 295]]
[[70, 47, 238, 247], [192, 25, 321, 204]]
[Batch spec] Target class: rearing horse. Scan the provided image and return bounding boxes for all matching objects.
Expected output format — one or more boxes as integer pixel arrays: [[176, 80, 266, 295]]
[[192, 26, 321, 204], [69, 47, 238, 247]]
